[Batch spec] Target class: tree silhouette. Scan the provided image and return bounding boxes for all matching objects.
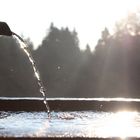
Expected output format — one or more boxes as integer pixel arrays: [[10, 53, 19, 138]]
[[1, 12, 140, 98], [93, 12, 140, 97], [34, 24, 82, 97]]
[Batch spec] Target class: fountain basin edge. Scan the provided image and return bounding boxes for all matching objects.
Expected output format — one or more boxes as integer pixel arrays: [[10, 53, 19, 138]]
[[0, 97, 140, 111]]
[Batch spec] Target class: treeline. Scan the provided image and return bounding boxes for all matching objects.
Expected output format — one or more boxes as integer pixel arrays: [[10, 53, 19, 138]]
[[1, 13, 140, 98]]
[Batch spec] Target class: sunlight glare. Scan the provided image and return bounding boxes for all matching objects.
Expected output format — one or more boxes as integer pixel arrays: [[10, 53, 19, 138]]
[[35, 121, 49, 137], [102, 111, 138, 138]]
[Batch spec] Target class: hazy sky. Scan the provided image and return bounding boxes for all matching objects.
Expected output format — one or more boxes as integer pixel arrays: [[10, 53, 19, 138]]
[[0, 0, 140, 50]]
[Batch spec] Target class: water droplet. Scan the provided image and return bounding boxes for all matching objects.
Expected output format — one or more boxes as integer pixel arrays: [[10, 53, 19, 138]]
[[57, 66, 61, 70]]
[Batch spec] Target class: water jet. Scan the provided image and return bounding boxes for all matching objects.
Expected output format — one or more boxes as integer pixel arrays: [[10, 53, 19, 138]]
[[0, 21, 50, 113]]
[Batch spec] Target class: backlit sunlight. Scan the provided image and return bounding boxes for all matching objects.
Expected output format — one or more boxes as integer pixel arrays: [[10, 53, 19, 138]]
[[0, 0, 140, 50], [97, 111, 138, 138]]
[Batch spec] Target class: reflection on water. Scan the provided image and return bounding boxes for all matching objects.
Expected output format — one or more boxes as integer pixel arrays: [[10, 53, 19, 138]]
[[0, 111, 140, 138], [86, 111, 139, 138]]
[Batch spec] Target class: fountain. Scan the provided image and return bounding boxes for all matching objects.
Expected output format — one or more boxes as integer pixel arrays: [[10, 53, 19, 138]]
[[1, 22, 140, 140], [0, 21, 50, 114]]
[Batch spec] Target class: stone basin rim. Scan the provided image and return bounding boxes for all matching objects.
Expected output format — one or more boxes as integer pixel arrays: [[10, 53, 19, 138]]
[[0, 97, 140, 111]]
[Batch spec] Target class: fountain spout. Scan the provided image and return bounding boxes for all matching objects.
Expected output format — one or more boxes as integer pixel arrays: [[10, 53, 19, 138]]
[[0, 22, 12, 36], [0, 22, 24, 42]]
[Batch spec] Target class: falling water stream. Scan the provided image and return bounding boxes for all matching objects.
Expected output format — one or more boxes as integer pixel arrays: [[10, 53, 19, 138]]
[[13, 34, 50, 114]]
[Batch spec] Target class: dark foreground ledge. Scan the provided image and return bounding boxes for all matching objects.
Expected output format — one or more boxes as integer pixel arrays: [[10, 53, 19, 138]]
[[0, 97, 140, 112], [0, 137, 140, 140], [0, 138, 140, 140]]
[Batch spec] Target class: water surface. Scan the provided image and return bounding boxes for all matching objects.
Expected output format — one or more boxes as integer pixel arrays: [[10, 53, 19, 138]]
[[0, 111, 140, 138]]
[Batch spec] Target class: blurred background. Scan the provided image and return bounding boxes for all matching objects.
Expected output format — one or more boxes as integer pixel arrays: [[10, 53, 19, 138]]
[[0, 0, 140, 98]]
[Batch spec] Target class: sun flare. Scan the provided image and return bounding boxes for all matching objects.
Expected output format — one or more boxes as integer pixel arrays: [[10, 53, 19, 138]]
[[101, 111, 138, 138]]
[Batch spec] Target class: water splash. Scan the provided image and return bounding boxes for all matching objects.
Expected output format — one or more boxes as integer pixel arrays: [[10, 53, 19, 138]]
[[13, 34, 50, 114]]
